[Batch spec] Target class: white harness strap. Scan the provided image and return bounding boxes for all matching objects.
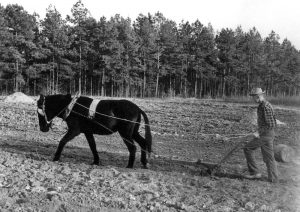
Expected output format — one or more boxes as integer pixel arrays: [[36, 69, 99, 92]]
[[89, 99, 101, 119]]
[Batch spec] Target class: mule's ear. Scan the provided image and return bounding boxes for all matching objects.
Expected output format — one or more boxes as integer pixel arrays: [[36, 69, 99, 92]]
[[39, 94, 44, 100]]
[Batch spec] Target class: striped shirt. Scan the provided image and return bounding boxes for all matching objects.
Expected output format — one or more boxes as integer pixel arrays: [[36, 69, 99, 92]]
[[257, 100, 277, 132]]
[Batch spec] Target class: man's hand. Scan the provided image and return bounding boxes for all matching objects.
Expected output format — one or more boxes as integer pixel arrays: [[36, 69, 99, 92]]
[[243, 132, 259, 142]]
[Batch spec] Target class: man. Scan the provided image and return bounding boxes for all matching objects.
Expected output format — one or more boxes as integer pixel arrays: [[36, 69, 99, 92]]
[[243, 87, 278, 183]]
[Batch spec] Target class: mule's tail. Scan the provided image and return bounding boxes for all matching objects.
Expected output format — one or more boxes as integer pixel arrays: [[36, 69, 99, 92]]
[[140, 110, 152, 155]]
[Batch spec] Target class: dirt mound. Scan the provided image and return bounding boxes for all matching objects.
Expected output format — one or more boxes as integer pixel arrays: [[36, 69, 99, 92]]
[[4, 92, 35, 104]]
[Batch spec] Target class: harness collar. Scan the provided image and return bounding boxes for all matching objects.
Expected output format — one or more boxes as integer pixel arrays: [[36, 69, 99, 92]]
[[63, 93, 80, 120]]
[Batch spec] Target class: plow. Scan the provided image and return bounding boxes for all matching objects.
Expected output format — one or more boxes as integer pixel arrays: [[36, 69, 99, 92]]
[[196, 134, 252, 175], [196, 137, 247, 175]]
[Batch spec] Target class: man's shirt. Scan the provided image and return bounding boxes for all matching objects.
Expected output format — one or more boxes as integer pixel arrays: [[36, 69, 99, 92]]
[[257, 100, 277, 132]]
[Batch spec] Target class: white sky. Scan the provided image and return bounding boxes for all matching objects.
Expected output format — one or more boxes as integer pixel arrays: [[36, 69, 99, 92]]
[[1, 0, 300, 50]]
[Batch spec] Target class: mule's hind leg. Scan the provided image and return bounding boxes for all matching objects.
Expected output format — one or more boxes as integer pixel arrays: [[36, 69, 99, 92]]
[[120, 136, 137, 168], [84, 132, 100, 165], [53, 129, 80, 161], [133, 133, 148, 169]]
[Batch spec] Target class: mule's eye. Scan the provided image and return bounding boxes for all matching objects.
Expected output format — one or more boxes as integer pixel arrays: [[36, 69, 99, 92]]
[[37, 108, 45, 116]]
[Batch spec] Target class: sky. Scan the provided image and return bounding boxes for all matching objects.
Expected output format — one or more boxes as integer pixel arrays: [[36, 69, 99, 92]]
[[1, 0, 300, 50]]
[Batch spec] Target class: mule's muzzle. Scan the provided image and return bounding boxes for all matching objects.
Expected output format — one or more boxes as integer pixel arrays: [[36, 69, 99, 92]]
[[39, 121, 52, 132]]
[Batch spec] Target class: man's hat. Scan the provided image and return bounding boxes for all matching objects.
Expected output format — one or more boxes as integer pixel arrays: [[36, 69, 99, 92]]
[[249, 87, 265, 96]]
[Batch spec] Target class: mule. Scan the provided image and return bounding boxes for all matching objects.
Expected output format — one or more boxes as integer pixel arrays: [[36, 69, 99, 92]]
[[37, 94, 152, 168]]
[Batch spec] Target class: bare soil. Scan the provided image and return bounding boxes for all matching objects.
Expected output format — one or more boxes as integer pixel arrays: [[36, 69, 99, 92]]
[[0, 97, 299, 212]]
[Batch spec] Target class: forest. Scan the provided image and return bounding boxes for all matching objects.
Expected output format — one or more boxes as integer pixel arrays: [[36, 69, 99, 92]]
[[0, 0, 299, 98]]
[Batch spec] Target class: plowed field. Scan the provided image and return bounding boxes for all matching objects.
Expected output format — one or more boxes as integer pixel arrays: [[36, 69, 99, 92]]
[[0, 97, 299, 211]]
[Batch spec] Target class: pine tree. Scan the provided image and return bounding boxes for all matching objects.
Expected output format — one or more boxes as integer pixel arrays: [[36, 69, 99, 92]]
[[40, 5, 70, 94], [3, 4, 36, 93], [133, 14, 156, 97], [67, 0, 90, 94]]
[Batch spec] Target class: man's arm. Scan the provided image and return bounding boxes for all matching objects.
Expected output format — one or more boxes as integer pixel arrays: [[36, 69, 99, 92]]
[[263, 103, 277, 128]]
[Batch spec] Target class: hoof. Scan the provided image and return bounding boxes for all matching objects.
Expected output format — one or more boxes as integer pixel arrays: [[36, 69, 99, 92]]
[[53, 157, 59, 162], [141, 163, 149, 169], [91, 161, 101, 166]]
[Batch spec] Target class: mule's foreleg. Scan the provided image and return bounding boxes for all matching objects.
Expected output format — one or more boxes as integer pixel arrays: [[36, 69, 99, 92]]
[[53, 129, 79, 162], [84, 132, 100, 165]]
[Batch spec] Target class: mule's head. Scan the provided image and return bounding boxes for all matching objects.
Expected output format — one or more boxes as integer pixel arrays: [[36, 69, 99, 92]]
[[37, 94, 72, 132]]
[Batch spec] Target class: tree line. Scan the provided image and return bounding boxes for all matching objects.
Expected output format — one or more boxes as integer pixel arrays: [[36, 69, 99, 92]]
[[0, 1, 299, 98]]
